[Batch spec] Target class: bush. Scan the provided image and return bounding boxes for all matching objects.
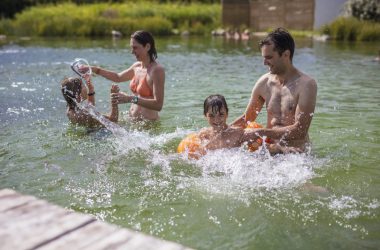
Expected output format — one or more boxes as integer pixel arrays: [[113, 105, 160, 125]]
[[321, 17, 380, 41], [1, 2, 220, 37], [357, 23, 380, 41]]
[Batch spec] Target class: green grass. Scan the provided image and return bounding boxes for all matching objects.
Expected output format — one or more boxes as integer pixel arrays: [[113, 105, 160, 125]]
[[321, 17, 380, 41], [0, 2, 221, 37]]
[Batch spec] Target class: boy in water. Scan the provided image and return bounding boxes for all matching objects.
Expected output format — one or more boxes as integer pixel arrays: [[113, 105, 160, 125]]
[[181, 94, 259, 158], [198, 94, 255, 150], [61, 75, 119, 127], [183, 94, 300, 158]]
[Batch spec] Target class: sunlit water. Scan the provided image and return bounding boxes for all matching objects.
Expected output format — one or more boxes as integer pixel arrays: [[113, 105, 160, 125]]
[[1, 36, 379, 249]]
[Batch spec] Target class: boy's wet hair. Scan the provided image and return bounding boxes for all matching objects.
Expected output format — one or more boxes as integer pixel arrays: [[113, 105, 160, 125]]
[[203, 94, 229, 116], [259, 27, 295, 61], [131, 30, 157, 62], [61, 77, 82, 109]]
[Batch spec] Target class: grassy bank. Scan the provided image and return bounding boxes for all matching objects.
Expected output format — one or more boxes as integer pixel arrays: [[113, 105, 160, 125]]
[[0, 2, 221, 37], [321, 17, 380, 41]]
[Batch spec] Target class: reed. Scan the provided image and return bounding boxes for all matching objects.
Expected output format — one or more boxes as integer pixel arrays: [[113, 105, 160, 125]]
[[1, 2, 220, 37], [321, 17, 380, 41]]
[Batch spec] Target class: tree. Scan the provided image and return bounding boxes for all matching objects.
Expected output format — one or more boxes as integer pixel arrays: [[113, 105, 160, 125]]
[[344, 0, 380, 22]]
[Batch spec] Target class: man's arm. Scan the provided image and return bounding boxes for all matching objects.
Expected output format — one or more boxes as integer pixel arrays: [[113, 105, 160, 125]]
[[255, 79, 317, 140], [231, 77, 266, 127]]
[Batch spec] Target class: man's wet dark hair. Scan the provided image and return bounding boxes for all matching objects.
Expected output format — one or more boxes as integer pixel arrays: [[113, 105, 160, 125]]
[[204, 94, 229, 116], [259, 27, 295, 61], [131, 30, 158, 62]]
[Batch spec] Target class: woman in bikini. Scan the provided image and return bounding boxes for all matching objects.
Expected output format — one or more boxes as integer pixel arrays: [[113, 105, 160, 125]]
[[90, 30, 165, 121]]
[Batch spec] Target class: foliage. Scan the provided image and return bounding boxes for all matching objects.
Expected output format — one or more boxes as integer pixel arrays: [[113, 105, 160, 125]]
[[343, 0, 380, 22], [0, 0, 219, 19], [1, 2, 220, 37], [321, 17, 380, 41]]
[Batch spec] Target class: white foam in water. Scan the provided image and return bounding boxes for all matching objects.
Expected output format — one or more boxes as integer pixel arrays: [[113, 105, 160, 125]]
[[192, 148, 316, 191], [75, 101, 154, 152], [328, 195, 380, 219], [6, 107, 31, 114], [74, 100, 320, 192]]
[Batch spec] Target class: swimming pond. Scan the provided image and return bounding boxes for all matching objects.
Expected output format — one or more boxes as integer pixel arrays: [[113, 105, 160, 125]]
[[0, 36, 379, 249]]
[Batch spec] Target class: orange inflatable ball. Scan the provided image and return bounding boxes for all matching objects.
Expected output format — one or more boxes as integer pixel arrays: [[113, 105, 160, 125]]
[[177, 133, 202, 154], [246, 121, 263, 129], [245, 122, 264, 151]]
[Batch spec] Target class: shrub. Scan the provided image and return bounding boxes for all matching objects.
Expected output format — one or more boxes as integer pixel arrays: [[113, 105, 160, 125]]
[[4, 2, 220, 37], [358, 23, 380, 41], [321, 17, 380, 41]]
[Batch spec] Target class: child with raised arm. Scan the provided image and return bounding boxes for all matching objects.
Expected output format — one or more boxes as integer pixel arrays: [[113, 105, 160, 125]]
[[61, 75, 119, 127]]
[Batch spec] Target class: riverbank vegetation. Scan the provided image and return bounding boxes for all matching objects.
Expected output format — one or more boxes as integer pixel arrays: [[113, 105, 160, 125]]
[[0, 2, 220, 37], [0, 0, 378, 41], [321, 17, 380, 41], [320, 0, 380, 41]]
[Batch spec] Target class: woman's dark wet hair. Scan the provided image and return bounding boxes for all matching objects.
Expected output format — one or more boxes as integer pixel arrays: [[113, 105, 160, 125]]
[[204, 94, 229, 116], [61, 77, 82, 109], [131, 30, 157, 62], [259, 27, 295, 61]]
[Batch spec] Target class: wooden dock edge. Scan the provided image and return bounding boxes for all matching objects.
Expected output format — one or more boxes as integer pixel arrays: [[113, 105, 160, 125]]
[[0, 188, 193, 250]]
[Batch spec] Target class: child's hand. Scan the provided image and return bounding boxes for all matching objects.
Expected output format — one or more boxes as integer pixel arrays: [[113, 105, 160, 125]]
[[110, 84, 120, 93]]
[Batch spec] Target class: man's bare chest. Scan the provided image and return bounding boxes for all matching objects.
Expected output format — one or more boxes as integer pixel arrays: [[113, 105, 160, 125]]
[[265, 83, 299, 115]]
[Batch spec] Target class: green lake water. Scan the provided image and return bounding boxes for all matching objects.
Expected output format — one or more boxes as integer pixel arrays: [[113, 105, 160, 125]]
[[0, 36, 379, 249]]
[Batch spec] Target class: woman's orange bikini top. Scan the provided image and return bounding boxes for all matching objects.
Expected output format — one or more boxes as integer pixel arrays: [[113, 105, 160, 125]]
[[129, 74, 153, 98]]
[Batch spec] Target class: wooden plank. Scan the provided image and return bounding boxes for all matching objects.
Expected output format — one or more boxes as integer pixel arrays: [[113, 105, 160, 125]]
[[0, 189, 37, 212], [80, 229, 135, 250], [0, 188, 19, 197], [0, 197, 96, 249], [37, 220, 120, 250], [0, 189, 192, 250]]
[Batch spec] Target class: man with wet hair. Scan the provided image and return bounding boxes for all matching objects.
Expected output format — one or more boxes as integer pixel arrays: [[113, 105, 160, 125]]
[[232, 28, 317, 153]]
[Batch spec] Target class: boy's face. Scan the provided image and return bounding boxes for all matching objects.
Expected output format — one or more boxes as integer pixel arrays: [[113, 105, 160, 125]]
[[205, 106, 228, 130]]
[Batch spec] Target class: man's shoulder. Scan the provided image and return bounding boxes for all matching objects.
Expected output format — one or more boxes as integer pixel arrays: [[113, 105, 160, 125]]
[[257, 72, 272, 83], [299, 71, 317, 85], [297, 72, 317, 97], [254, 73, 272, 89]]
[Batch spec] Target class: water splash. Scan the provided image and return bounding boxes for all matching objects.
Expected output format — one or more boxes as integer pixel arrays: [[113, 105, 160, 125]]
[[187, 148, 318, 193], [74, 100, 324, 196]]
